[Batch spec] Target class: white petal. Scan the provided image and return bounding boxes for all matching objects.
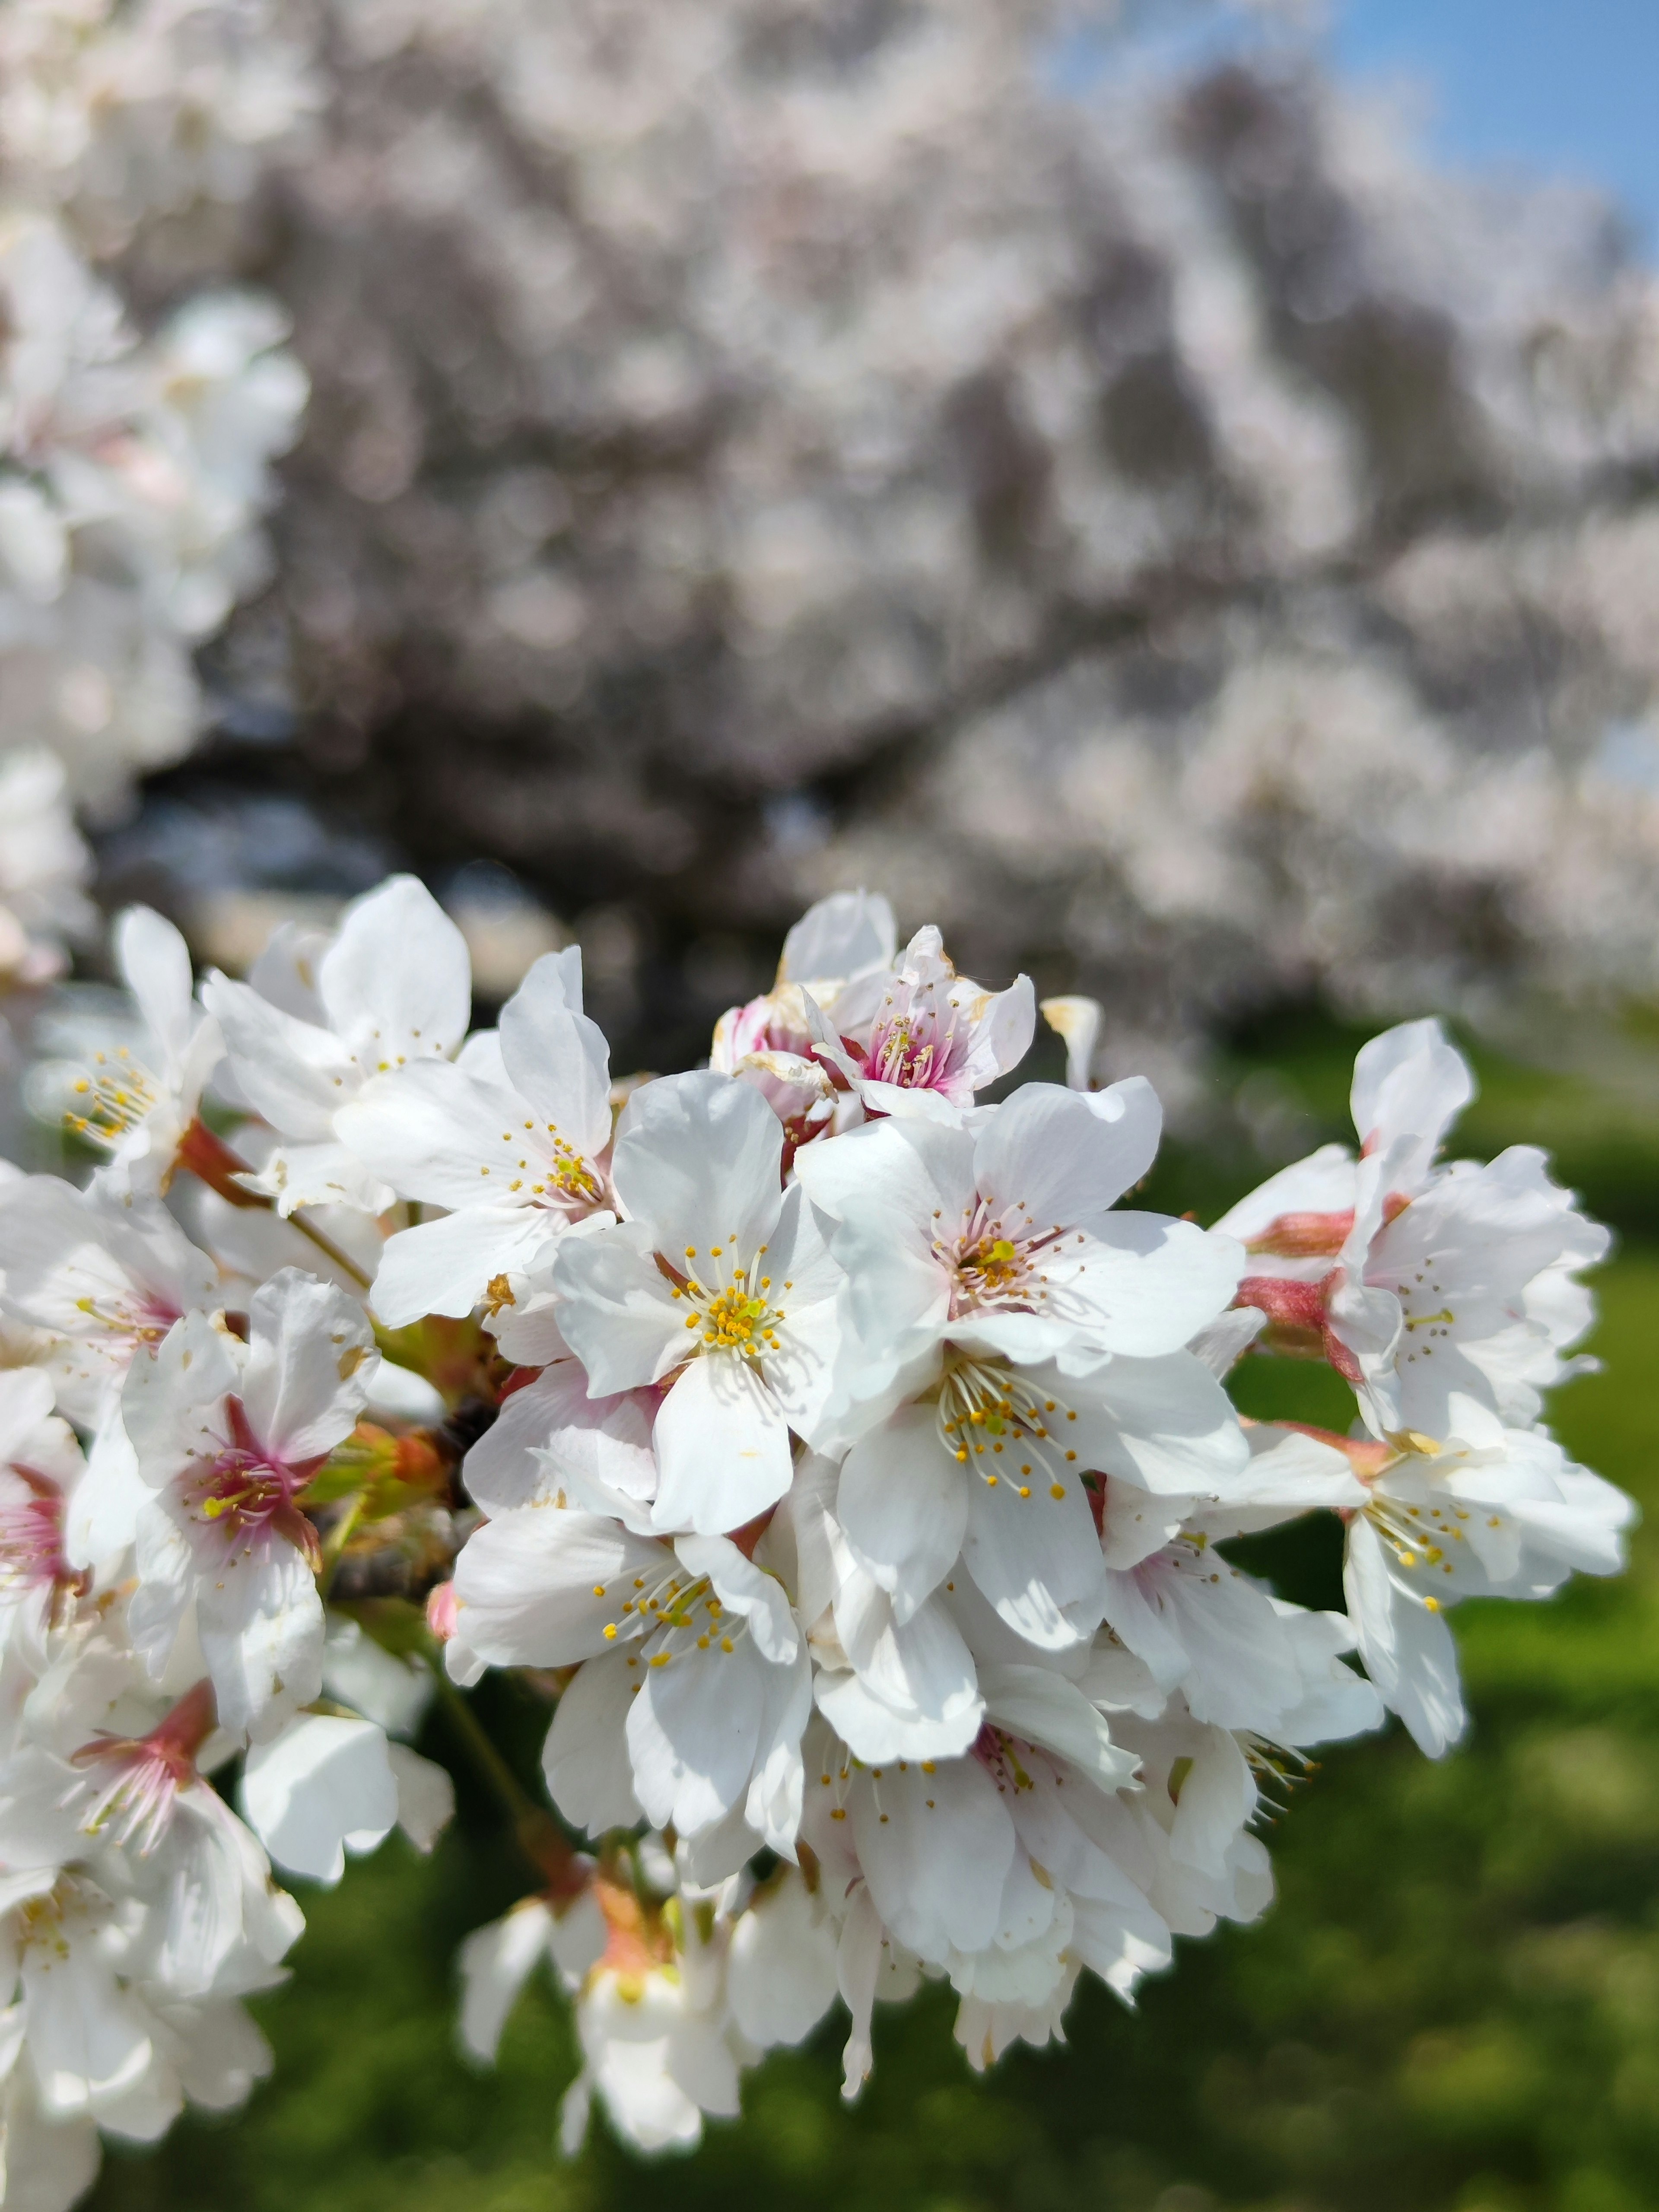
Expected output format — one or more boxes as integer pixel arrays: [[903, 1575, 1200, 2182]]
[[241, 1268, 374, 1464], [542, 1653, 645, 1835], [239, 1715, 399, 1885], [197, 1537, 325, 1744], [453, 1509, 665, 1666], [320, 874, 472, 1065], [386, 1743, 455, 1853], [612, 1070, 782, 1261], [651, 1354, 794, 1536], [727, 1875, 840, 2050], [963, 1453, 1105, 1651], [552, 1220, 687, 1392], [978, 1663, 1138, 1789], [498, 961, 613, 1159], [457, 1900, 554, 2063], [853, 1755, 1014, 1963], [371, 1206, 556, 1327], [836, 1402, 967, 1625]]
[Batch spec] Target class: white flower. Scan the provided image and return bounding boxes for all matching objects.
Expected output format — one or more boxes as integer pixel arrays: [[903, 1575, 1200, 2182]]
[[203, 873, 473, 1216], [802, 925, 1035, 1122], [339, 948, 613, 1327], [456, 1505, 810, 1858], [1219, 1019, 1609, 1439], [711, 890, 896, 1157], [553, 1070, 847, 1536], [1340, 1403, 1634, 1755], [796, 1078, 1243, 1396], [119, 1268, 375, 1740], [560, 1883, 743, 2156], [0, 1175, 217, 1425], [0, 1368, 91, 1647], [55, 907, 222, 1196], [0, 1675, 303, 2001], [822, 1347, 1248, 1657]]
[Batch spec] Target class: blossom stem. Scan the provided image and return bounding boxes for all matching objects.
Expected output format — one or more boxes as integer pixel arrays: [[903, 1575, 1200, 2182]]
[[285, 1210, 374, 1291], [426, 1661, 587, 1898], [176, 1114, 375, 1289]]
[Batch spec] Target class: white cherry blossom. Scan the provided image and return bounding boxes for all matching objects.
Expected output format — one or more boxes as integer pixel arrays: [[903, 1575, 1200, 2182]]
[[553, 1070, 847, 1536], [339, 948, 613, 1326], [203, 873, 473, 1216], [802, 925, 1035, 1123], [55, 908, 222, 1197], [0, 1176, 217, 1425], [119, 1268, 375, 1740]]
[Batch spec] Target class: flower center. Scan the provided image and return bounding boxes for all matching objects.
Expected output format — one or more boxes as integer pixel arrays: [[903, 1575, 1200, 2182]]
[[184, 1401, 320, 1567], [597, 1559, 750, 1662], [0, 1474, 74, 1595], [859, 977, 970, 1095], [660, 1243, 788, 1364], [934, 1357, 1081, 1499], [481, 1123, 606, 1211], [1362, 1480, 1475, 1612], [65, 1047, 162, 1148], [68, 1681, 217, 1856]]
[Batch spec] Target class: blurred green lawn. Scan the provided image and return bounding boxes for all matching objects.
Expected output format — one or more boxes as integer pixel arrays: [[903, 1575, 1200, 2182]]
[[89, 1015, 1659, 2212]]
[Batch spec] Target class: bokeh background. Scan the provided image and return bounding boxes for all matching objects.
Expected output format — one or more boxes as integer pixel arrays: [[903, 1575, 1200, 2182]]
[[3, 2, 1658, 2206]]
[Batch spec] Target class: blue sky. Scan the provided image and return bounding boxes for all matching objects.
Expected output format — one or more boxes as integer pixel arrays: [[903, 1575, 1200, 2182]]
[[1332, 0, 1659, 251]]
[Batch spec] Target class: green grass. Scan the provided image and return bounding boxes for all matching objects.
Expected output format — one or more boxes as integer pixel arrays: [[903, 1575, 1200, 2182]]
[[89, 1016, 1659, 2212]]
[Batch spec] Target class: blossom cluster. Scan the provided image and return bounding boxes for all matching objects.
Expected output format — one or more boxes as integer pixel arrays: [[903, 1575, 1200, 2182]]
[[0, 0, 311, 993], [0, 879, 1628, 2198]]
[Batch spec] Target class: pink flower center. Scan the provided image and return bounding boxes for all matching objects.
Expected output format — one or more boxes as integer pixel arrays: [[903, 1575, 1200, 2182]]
[[184, 1400, 321, 1569], [856, 979, 973, 1100], [970, 1723, 1050, 1795], [0, 1478, 73, 1594], [70, 1681, 216, 1855]]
